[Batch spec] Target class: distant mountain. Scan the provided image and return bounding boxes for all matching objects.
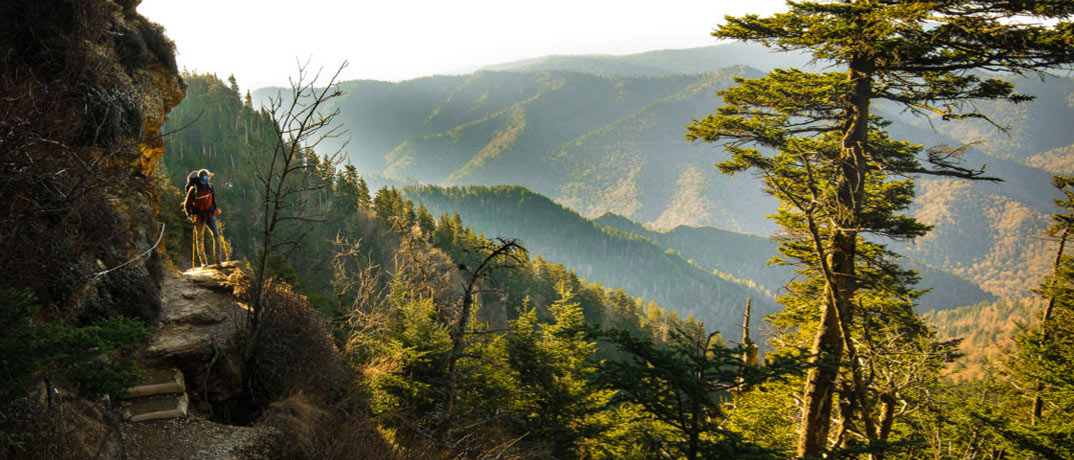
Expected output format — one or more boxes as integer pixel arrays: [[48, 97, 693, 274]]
[[402, 185, 777, 335], [877, 113, 1062, 299], [400, 183, 993, 338], [890, 73, 1074, 164], [593, 214, 996, 312], [481, 43, 816, 77], [254, 46, 1071, 301], [257, 66, 780, 234], [592, 213, 789, 295]]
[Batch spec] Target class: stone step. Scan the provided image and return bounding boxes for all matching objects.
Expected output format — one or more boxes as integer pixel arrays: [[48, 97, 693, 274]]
[[124, 393, 189, 422], [123, 368, 185, 399]]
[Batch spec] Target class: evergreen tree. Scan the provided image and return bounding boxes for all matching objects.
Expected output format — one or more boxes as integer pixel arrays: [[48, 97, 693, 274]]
[[597, 325, 800, 460], [373, 187, 406, 228], [506, 289, 616, 458], [1028, 174, 1074, 423], [416, 202, 436, 238], [227, 74, 239, 95], [688, 2, 1074, 457], [355, 175, 371, 208], [1004, 175, 1074, 458]]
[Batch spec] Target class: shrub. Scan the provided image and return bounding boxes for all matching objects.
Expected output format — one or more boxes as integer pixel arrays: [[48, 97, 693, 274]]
[[0, 398, 93, 460], [0, 288, 149, 402], [246, 279, 346, 410], [255, 392, 399, 460], [136, 19, 178, 74]]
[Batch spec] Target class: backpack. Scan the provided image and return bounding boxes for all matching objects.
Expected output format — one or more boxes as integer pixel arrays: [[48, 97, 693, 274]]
[[191, 182, 214, 212], [182, 171, 214, 217]]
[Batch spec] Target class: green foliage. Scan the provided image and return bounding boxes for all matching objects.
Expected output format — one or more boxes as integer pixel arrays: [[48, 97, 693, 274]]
[[595, 326, 802, 460], [504, 290, 616, 458], [724, 378, 802, 456], [373, 187, 411, 229], [991, 174, 1074, 459], [355, 289, 451, 419], [0, 289, 148, 401], [406, 184, 775, 334], [688, 2, 1074, 456]]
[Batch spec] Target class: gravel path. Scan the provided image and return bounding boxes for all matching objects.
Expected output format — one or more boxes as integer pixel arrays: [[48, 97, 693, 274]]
[[118, 416, 274, 460]]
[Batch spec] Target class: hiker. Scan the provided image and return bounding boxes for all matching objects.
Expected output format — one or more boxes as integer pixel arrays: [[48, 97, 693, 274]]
[[183, 169, 223, 268]]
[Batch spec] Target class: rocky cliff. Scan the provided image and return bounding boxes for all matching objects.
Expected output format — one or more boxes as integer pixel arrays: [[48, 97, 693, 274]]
[[0, 1, 187, 458], [0, 0, 185, 321]]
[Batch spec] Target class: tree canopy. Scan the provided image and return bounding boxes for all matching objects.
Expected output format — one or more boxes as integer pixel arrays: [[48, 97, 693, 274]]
[[688, 1, 1074, 457]]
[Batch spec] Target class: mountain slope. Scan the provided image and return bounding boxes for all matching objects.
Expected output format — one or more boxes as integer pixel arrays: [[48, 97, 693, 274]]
[[402, 185, 777, 334], [594, 214, 996, 312], [262, 46, 1071, 301]]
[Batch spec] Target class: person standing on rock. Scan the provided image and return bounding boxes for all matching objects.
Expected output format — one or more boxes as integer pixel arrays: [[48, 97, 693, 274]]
[[183, 169, 223, 268]]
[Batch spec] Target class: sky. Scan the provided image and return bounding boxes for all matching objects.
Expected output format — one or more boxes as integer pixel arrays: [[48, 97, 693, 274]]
[[138, 0, 789, 91]]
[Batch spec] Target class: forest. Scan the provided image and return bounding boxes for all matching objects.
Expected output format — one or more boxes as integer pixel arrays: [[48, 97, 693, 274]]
[[1, 0, 1073, 459]]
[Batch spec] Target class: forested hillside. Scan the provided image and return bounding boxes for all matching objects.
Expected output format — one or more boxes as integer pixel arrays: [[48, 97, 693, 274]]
[[925, 298, 1044, 381], [252, 43, 1068, 413], [255, 66, 780, 234], [594, 214, 996, 312], [254, 47, 1067, 305], [162, 74, 703, 335], [403, 184, 776, 333], [148, 73, 793, 459]]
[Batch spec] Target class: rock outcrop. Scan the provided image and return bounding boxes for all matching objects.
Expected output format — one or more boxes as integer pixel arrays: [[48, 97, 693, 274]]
[[0, 0, 184, 322], [117, 261, 270, 458], [137, 261, 250, 415]]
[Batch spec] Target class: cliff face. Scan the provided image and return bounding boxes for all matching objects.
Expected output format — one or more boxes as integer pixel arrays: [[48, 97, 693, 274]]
[[0, 0, 184, 321]]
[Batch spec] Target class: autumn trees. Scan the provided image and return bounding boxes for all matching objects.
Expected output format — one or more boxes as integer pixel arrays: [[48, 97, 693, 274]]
[[688, 1, 1074, 457]]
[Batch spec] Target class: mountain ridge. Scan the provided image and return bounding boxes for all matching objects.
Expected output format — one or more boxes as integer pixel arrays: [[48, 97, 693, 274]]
[[252, 44, 1071, 301]]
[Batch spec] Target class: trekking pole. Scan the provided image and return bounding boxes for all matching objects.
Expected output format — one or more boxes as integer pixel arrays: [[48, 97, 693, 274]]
[[191, 224, 196, 270]]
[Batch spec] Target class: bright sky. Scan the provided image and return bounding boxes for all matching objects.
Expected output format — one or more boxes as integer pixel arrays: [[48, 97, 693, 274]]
[[138, 0, 789, 90]]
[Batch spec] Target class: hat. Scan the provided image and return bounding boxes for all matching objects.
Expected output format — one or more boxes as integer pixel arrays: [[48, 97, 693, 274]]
[[197, 169, 214, 184]]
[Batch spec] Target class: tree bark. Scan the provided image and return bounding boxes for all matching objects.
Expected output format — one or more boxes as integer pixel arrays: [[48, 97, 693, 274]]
[[1032, 224, 1069, 423], [797, 57, 872, 459]]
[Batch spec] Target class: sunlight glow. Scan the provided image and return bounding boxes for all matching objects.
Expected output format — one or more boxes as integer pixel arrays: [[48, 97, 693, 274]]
[[138, 0, 789, 90]]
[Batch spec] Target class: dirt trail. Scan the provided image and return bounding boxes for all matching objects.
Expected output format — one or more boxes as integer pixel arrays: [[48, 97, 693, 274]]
[[118, 262, 274, 460]]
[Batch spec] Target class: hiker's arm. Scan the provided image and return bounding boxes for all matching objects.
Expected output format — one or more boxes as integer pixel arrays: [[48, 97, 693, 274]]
[[184, 187, 196, 219]]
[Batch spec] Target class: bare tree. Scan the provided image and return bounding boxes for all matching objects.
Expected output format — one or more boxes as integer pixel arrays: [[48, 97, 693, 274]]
[[249, 60, 349, 329], [442, 237, 527, 426]]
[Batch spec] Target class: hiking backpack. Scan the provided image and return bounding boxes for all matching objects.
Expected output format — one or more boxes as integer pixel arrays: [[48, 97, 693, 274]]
[[182, 171, 214, 216]]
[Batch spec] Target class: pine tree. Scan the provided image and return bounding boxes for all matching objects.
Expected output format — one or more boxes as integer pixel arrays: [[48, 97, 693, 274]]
[[1004, 175, 1074, 458], [597, 324, 798, 459], [227, 74, 239, 95], [688, 2, 1074, 457], [416, 202, 436, 238], [355, 175, 370, 207], [506, 288, 616, 458]]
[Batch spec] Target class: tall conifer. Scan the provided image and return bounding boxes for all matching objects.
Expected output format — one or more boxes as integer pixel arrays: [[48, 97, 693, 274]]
[[688, 2, 1074, 456]]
